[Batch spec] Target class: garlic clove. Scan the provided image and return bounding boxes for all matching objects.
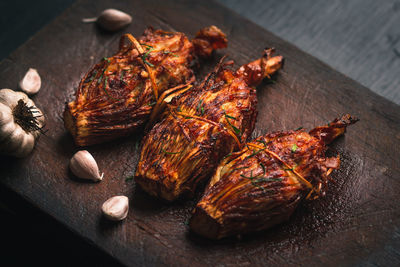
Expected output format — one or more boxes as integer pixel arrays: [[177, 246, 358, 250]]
[[101, 196, 129, 221], [83, 9, 132, 32], [69, 150, 103, 181], [19, 68, 41, 95]]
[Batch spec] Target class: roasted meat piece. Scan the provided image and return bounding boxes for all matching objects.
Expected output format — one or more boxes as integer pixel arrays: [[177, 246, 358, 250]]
[[64, 26, 227, 146], [135, 49, 284, 201], [189, 115, 359, 239]]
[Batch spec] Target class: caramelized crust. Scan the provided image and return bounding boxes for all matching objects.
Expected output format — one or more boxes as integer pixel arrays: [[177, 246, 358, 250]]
[[135, 49, 283, 201], [64, 26, 227, 146], [190, 115, 358, 239]]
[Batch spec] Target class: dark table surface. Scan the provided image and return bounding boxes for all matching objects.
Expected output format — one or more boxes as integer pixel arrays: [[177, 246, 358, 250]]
[[2, 0, 399, 105], [1, 0, 399, 266]]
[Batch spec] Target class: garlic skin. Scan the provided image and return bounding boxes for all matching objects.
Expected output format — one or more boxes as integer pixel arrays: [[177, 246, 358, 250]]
[[101, 196, 129, 221], [83, 9, 132, 32], [0, 89, 44, 157], [19, 68, 41, 95], [69, 150, 103, 181]]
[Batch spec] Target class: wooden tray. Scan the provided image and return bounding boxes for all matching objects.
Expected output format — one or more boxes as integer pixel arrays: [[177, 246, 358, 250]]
[[1, 0, 399, 265]]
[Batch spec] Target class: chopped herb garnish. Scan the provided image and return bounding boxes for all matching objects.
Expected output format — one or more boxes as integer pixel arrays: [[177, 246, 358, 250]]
[[97, 74, 103, 84], [87, 70, 97, 82], [225, 114, 237, 120], [241, 170, 282, 191], [245, 149, 262, 159], [240, 170, 255, 180], [254, 177, 282, 183], [230, 124, 241, 135], [103, 57, 111, 63], [120, 70, 125, 80], [97, 60, 109, 84], [196, 100, 202, 113], [223, 109, 241, 136], [222, 108, 237, 120], [260, 163, 266, 175], [102, 77, 119, 101], [140, 43, 153, 49], [291, 144, 298, 153], [295, 126, 303, 131], [284, 162, 298, 172], [125, 176, 134, 182], [146, 101, 157, 106], [142, 48, 154, 67], [197, 100, 205, 115], [223, 152, 232, 159], [163, 50, 179, 57], [256, 139, 267, 147]]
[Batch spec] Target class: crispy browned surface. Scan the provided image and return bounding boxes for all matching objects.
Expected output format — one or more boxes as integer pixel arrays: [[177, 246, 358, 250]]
[[135, 49, 283, 201], [190, 115, 358, 239], [192, 25, 228, 58], [64, 26, 227, 146]]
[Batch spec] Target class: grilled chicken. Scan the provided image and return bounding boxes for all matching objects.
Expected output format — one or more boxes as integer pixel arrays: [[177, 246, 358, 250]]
[[189, 115, 359, 239], [135, 49, 284, 201], [64, 26, 227, 146]]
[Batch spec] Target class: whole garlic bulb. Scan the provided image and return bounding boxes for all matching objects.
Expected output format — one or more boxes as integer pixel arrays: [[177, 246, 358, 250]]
[[0, 89, 44, 157], [101, 196, 129, 221]]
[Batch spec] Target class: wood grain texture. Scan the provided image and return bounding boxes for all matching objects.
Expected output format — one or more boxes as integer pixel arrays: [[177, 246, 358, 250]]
[[217, 0, 400, 105], [0, 0, 399, 266]]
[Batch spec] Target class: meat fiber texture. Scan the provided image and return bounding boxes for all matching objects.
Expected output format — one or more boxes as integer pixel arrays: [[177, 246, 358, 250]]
[[64, 26, 227, 146], [190, 115, 358, 239], [135, 49, 283, 201]]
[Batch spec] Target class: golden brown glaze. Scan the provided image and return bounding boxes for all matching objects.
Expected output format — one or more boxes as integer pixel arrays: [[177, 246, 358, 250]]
[[135, 49, 283, 201], [64, 26, 227, 146], [189, 115, 358, 239]]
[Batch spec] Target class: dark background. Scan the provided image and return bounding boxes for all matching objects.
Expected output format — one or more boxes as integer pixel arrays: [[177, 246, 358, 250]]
[[0, 0, 398, 266]]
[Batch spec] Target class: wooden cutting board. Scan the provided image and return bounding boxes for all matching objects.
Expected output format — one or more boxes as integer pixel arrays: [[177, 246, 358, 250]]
[[1, 0, 399, 265]]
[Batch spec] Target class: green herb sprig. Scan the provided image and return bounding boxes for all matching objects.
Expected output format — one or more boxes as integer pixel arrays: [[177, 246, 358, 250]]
[[141, 46, 154, 67], [86, 70, 97, 83], [223, 109, 241, 136], [103, 77, 119, 101], [240, 170, 282, 191], [196, 100, 205, 115], [125, 176, 134, 182], [245, 149, 262, 159], [291, 144, 298, 153], [163, 50, 179, 57], [120, 70, 127, 85], [256, 139, 267, 147]]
